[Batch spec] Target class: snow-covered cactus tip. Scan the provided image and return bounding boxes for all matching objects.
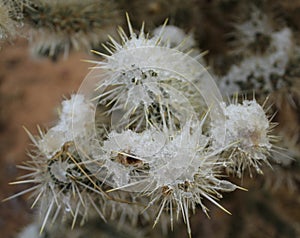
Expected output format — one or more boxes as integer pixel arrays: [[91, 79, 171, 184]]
[[38, 94, 95, 158], [210, 99, 275, 178], [80, 13, 224, 133]]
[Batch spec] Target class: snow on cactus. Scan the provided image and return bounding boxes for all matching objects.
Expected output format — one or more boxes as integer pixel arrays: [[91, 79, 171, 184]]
[[219, 5, 294, 98], [80, 14, 224, 133], [38, 94, 95, 158], [100, 119, 238, 238], [210, 99, 274, 177], [5, 13, 279, 238]]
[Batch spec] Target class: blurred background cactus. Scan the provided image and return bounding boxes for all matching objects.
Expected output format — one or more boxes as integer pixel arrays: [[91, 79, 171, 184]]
[[0, 0, 299, 237]]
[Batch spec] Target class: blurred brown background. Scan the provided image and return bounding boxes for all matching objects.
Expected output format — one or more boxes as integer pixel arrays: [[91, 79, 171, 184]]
[[1, 1, 300, 237]]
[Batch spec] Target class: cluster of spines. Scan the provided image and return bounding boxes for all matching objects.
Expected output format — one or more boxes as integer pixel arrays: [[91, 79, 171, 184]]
[[215, 2, 299, 190], [6, 16, 276, 238], [0, 0, 121, 59]]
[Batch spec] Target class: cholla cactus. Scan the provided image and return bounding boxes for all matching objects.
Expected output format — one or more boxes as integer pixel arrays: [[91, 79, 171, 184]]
[[7, 15, 277, 238], [215, 5, 299, 190], [210, 99, 275, 177], [19, 0, 121, 59], [219, 6, 294, 98], [0, 1, 19, 42], [219, 29, 293, 97], [228, 6, 276, 56]]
